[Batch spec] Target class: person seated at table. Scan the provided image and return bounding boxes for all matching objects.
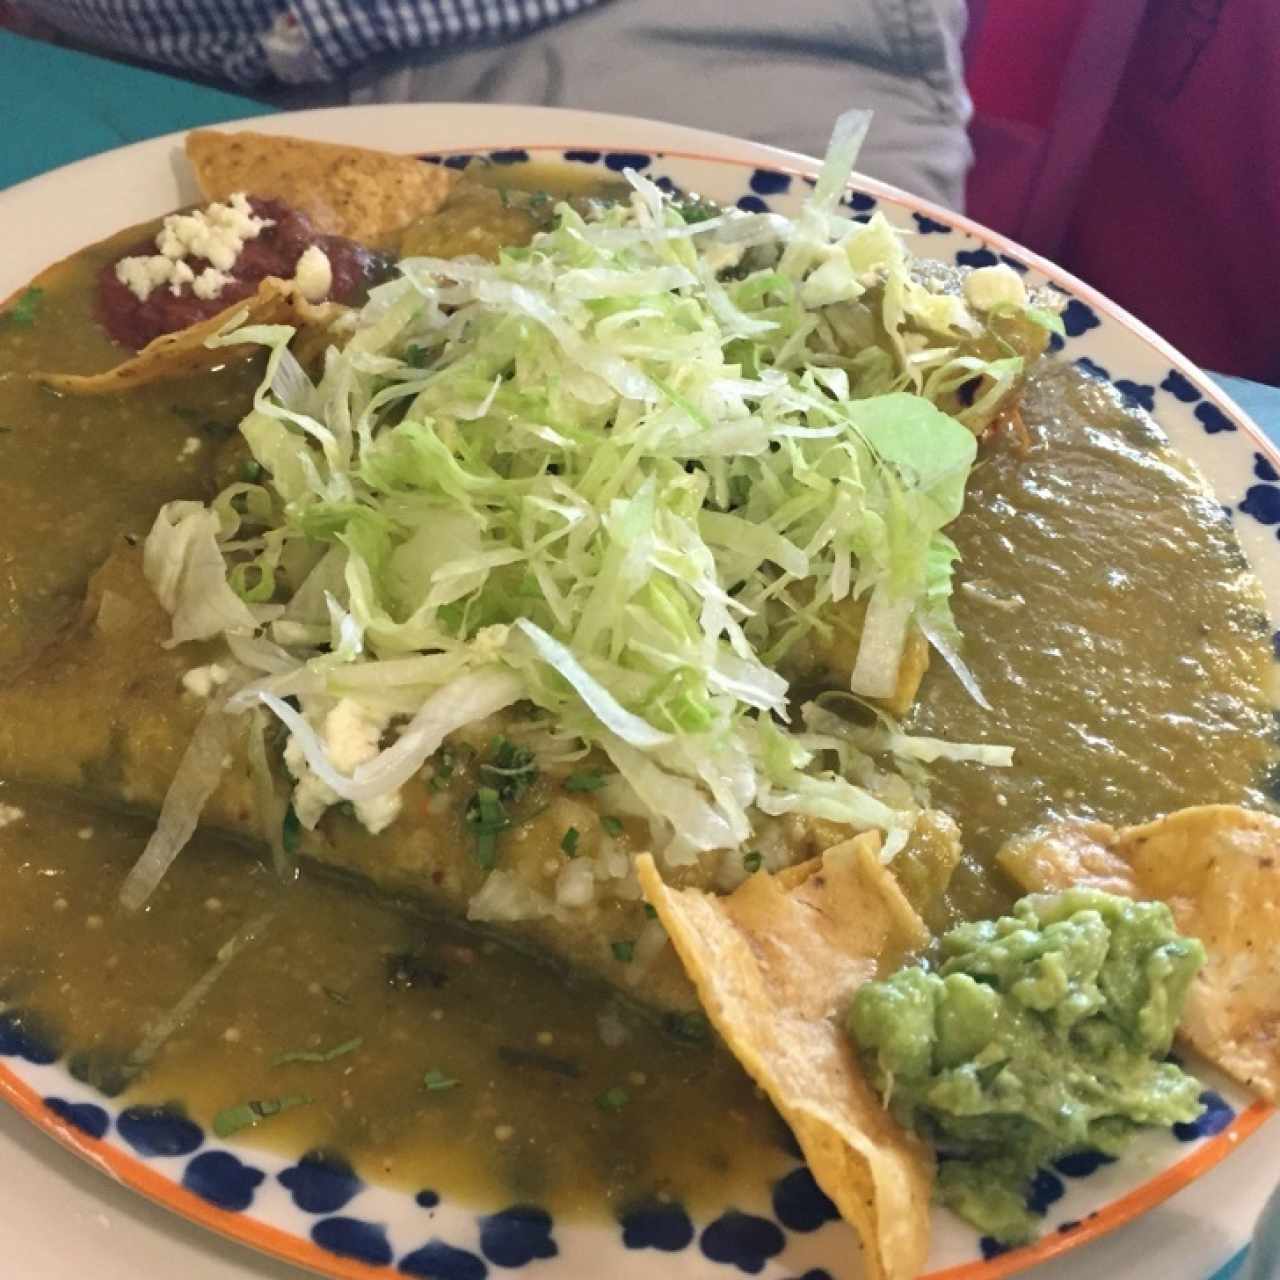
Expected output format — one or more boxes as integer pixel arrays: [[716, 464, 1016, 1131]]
[[3, 0, 972, 210]]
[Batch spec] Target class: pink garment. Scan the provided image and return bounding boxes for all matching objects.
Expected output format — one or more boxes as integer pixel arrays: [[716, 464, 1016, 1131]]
[[1062, 1, 1280, 383]]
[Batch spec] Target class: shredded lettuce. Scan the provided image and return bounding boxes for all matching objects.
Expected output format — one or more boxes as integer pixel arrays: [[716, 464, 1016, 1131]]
[[136, 109, 1032, 898]]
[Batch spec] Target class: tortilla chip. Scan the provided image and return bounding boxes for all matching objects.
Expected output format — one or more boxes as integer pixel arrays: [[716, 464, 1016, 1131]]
[[34, 278, 336, 396], [637, 837, 934, 1280], [999, 804, 1280, 1102], [186, 130, 458, 243]]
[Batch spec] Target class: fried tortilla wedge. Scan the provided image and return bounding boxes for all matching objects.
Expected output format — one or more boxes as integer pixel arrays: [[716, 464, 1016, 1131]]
[[186, 130, 458, 243], [637, 837, 934, 1280], [999, 805, 1280, 1102], [34, 278, 338, 396]]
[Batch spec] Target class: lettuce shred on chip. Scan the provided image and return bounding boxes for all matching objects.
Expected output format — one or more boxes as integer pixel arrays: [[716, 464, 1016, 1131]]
[[135, 110, 1036, 906]]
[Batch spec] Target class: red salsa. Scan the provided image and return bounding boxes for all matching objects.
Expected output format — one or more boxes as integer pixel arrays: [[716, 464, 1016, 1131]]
[[98, 197, 392, 350]]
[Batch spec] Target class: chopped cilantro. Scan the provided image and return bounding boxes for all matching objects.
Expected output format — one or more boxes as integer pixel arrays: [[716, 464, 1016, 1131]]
[[564, 769, 606, 793], [643, 903, 659, 920], [673, 196, 719, 225], [465, 786, 510, 869], [611, 940, 635, 964], [1, 287, 43, 329], [239, 458, 264, 483], [743, 850, 763, 874], [423, 1068, 461, 1092], [596, 1085, 631, 1112], [213, 1094, 312, 1138], [404, 344, 430, 368], [601, 815, 624, 838], [272, 1036, 363, 1067], [560, 826, 581, 857]]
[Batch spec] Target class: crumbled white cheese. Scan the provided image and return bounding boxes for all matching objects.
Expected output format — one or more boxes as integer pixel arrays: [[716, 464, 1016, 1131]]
[[192, 267, 233, 301], [964, 263, 1027, 312], [0, 803, 25, 829], [293, 244, 332, 302], [470, 624, 511, 662], [114, 255, 176, 303], [284, 698, 402, 835], [181, 662, 230, 699], [156, 192, 274, 272], [180, 436, 202, 458], [115, 192, 272, 302], [168, 259, 195, 292]]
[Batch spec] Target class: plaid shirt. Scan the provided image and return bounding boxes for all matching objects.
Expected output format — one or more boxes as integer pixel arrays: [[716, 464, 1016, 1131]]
[[16, 0, 603, 85]]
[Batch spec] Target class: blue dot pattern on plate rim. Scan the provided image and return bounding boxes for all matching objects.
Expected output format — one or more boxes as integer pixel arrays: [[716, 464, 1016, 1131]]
[[399, 1239, 488, 1280], [771, 1166, 839, 1232], [1054, 1149, 1117, 1178], [912, 211, 951, 234], [750, 168, 791, 196], [311, 1216, 394, 1266], [956, 247, 999, 269], [699, 1210, 786, 1274], [603, 150, 651, 172], [0, 142, 1263, 1280], [478, 1206, 558, 1266], [620, 1202, 696, 1252], [44, 1096, 109, 1140], [278, 1151, 362, 1214], [1061, 299, 1101, 337], [980, 1236, 1012, 1260], [182, 1150, 265, 1212], [1174, 1091, 1237, 1141], [1240, 483, 1280, 525], [1114, 379, 1156, 411], [1162, 369, 1200, 403], [116, 1105, 203, 1158], [1197, 401, 1236, 434], [1025, 1169, 1067, 1216]]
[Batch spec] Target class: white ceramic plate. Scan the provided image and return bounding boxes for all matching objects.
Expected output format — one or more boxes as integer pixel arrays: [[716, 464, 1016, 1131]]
[[0, 103, 1276, 1280]]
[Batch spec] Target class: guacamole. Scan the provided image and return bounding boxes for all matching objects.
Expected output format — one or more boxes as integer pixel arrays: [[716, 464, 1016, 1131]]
[[847, 888, 1207, 1243]]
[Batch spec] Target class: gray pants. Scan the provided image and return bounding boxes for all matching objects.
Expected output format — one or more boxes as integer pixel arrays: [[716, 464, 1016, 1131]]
[[271, 0, 973, 210]]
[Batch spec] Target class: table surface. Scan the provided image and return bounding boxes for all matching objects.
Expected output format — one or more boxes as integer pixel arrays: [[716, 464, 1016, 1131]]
[[0, 25, 1275, 1280]]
